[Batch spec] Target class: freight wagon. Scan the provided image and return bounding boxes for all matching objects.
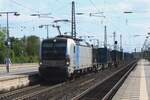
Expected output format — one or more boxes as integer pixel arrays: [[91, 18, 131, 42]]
[[110, 50, 123, 67], [93, 48, 112, 70]]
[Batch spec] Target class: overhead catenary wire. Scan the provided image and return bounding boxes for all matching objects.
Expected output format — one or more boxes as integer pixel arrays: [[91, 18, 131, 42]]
[[86, 0, 124, 34], [6, 0, 130, 37], [7, 0, 40, 13], [87, 0, 131, 35], [85, 0, 126, 49], [88, 0, 101, 13]]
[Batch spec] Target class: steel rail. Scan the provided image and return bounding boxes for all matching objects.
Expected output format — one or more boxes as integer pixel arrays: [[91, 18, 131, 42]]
[[13, 83, 65, 100], [71, 60, 137, 100], [102, 62, 137, 100], [0, 84, 40, 100]]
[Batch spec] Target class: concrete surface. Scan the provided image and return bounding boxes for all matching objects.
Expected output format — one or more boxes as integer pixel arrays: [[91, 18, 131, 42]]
[[112, 59, 150, 100], [0, 63, 39, 92], [0, 63, 39, 75], [0, 71, 39, 92]]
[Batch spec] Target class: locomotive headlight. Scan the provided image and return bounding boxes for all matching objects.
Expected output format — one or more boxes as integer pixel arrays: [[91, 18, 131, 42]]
[[66, 55, 70, 66], [39, 61, 42, 65], [53, 39, 56, 42], [39, 59, 42, 65], [66, 62, 69, 65]]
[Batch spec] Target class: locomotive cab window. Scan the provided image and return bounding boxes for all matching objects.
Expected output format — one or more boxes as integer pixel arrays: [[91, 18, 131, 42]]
[[42, 39, 67, 60]]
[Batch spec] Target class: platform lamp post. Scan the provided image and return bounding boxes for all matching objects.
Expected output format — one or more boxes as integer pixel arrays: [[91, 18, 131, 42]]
[[31, 13, 56, 38], [30, 13, 53, 18], [123, 11, 133, 25], [142, 36, 149, 58], [39, 25, 51, 39], [133, 33, 150, 58], [0, 12, 20, 73]]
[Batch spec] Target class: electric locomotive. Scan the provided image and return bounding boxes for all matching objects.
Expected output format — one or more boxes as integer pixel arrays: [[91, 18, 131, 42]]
[[39, 35, 93, 81]]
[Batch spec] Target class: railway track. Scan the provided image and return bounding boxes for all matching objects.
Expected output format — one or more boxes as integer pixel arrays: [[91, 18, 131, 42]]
[[72, 60, 137, 100], [0, 71, 97, 100], [0, 84, 42, 100], [0, 60, 137, 100]]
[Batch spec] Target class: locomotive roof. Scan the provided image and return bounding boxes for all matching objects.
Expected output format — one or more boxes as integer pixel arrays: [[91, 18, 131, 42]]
[[43, 35, 82, 42], [42, 35, 91, 47]]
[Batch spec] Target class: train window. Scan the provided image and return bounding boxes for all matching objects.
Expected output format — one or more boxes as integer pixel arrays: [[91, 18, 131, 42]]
[[42, 42, 53, 48], [55, 43, 66, 47], [42, 42, 66, 48]]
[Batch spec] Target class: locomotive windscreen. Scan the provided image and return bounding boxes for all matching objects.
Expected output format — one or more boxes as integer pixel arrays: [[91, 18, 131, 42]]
[[41, 39, 67, 60]]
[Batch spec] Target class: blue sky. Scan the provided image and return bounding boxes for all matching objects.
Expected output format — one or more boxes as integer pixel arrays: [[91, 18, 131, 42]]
[[0, 0, 150, 52]]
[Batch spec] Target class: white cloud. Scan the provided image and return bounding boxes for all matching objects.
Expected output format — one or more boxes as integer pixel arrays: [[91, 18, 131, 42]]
[[131, 0, 150, 3], [131, 23, 147, 28], [105, 2, 133, 13], [79, 1, 133, 14], [0, 1, 5, 10]]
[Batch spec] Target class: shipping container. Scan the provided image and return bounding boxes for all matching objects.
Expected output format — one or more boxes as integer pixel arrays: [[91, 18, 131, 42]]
[[97, 48, 111, 64]]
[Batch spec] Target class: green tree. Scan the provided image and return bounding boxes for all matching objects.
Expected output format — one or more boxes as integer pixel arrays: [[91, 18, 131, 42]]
[[26, 35, 40, 62], [10, 37, 24, 56], [0, 32, 41, 63], [0, 28, 6, 64], [0, 28, 6, 42], [10, 37, 25, 63], [0, 44, 6, 64]]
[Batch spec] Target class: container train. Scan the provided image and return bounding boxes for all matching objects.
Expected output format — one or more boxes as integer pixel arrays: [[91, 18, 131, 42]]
[[39, 35, 134, 81]]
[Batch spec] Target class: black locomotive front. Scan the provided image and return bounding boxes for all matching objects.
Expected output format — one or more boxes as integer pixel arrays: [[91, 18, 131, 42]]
[[39, 38, 69, 82]]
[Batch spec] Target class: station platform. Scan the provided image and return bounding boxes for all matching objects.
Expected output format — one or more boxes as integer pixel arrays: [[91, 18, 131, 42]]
[[0, 63, 39, 76], [113, 59, 150, 100], [0, 64, 39, 92]]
